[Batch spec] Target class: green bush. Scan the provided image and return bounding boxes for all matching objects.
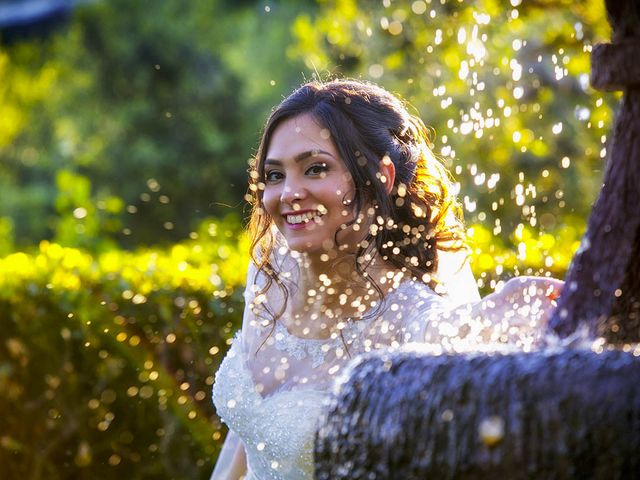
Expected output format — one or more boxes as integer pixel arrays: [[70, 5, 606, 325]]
[[0, 210, 579, 479], [467, 218, 582, 293], [0, 217, 249, 479]]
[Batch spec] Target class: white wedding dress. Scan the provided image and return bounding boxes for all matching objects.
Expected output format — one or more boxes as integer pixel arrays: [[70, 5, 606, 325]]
[[211, 249, 480, 480]]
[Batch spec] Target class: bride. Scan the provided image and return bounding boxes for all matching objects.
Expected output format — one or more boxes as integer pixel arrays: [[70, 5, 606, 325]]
[[211, 79, 562, 479]]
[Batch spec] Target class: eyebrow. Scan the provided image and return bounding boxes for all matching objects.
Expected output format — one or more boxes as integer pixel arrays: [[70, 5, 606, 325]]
[[265, 149, 335, 165]]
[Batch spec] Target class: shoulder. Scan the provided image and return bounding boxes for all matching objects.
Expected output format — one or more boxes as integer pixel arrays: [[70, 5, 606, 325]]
[[392, 278, 452, 311], [344, 278, 450, 353], [387, 279, 453, 344]]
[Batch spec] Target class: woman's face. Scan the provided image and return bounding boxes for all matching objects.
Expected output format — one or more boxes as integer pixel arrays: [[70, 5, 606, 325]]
[[262, 113, 362, 256]]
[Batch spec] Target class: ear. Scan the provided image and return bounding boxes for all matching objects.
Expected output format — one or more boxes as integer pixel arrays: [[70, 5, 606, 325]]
[[379, 156, 396, 194]]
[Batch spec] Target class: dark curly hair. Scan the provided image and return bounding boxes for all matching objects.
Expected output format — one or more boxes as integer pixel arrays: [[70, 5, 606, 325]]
[[247, 79, 466, 324]]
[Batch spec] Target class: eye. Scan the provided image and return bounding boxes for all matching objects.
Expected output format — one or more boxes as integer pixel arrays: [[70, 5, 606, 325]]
[[265, 170, 284, 183], [306, 163, 329, 176]]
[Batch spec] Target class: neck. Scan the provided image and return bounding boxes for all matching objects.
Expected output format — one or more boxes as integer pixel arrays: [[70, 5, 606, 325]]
[[297, 248, 394, 286], [284, 249, 402, 336]]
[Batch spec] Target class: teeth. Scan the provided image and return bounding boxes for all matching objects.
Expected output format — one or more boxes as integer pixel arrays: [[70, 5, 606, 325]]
[[287, 211, 320, 224]]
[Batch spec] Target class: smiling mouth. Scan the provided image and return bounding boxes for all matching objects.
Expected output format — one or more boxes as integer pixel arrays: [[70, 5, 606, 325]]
[[285, 211, 323, 225]]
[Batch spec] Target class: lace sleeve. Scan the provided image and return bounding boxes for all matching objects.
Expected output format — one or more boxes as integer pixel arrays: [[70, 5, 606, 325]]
[[396, 282, 457, 345], [210, 429, 246, 479], [400, 277, 547, 353], [239, 259, 264, 356], [391, 250, 485, 349]]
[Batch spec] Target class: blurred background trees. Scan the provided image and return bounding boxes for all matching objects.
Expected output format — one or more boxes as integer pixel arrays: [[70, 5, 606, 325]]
[[288, 0, 614, 288], [1, 0, 313, 248], [0, 0, 614, 478], [1, 0, 613, 264]]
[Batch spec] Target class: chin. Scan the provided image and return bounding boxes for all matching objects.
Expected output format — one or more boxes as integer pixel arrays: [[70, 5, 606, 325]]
[[274, 223, 329, 252], [284, 239, 324, 255]]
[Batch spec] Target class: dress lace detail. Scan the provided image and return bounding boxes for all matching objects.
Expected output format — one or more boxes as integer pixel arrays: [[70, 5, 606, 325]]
[[213, 334, 328, 479], [212, 279, 453, 479], [273, 321, 361, 369], [273, 323, 328, 368]]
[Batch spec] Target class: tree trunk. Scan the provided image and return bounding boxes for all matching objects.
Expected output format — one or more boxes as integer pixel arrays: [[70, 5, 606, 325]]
[[548, 0, 640, 343]]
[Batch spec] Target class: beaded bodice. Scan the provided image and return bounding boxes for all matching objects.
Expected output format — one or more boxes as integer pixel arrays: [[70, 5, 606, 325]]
[[213, 332, 329, 479], [272, 321, 329, 368], [213, 278, 452, 479]]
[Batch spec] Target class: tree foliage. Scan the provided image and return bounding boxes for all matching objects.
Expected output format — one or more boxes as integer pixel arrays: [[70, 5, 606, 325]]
[[0, 0, 311, 247], [0, 0, 614, 286], [287, 0, 615, 289]]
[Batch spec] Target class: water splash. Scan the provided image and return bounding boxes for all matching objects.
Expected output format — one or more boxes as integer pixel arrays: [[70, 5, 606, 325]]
[[316, 348, 640, 479]]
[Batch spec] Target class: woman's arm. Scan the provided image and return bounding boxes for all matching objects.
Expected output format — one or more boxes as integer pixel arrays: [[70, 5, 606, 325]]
[[210, 430, 247, 480], [417, 276, 563, 348], [476, 276, 562, 323], [460, 276, 563, 345]]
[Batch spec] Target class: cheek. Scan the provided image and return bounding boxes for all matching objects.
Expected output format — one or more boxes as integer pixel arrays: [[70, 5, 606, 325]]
[[323, 171, 354, 200], [319, 182, 348, 209], [261, 188, 280, 218], [338, 178, 356, 206], [338, 171, 356, 194]]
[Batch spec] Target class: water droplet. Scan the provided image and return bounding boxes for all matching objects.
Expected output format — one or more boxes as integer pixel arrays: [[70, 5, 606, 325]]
[[479, 415, 505, 446]]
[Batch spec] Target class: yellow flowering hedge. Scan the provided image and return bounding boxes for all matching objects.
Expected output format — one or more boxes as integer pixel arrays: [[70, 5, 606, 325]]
[[467, 220, 582, 293], [0, 217, 249, 479], [0, 212, 579, 478]]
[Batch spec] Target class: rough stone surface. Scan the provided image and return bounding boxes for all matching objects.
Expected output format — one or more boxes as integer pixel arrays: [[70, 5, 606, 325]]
[[315, 350, 640, 480]]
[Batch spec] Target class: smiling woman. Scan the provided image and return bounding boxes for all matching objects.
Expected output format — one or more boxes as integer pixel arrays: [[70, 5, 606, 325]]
[[210, 79, 562, 480], [262, 114, 358, 254], [249, 81, 467, 298]]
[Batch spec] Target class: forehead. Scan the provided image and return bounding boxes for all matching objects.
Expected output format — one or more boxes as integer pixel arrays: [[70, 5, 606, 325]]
[[266, 113, 339, 160]]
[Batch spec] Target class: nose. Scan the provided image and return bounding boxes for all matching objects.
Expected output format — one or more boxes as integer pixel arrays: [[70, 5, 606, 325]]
[[280, 179, 307, 210]]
